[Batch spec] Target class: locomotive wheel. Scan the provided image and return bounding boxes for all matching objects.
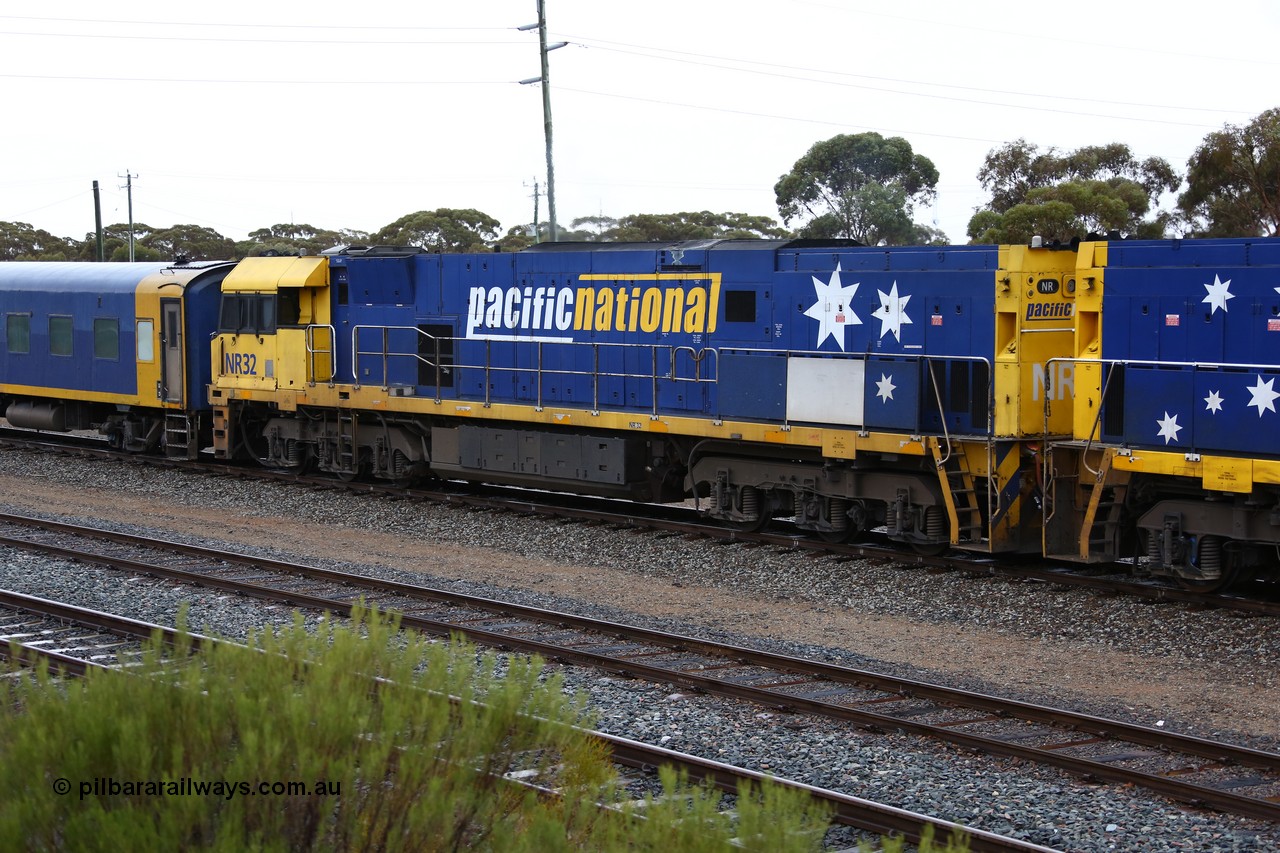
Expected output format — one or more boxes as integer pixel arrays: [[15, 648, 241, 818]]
[[910, 505, 949, 555], [1175, 562, 1239, 593], [728, 513, 772, 534]]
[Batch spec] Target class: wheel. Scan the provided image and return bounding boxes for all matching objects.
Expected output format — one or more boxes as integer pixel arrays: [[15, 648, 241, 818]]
[[1172, 536, 1238, 593], [704, 483, 771, 532]]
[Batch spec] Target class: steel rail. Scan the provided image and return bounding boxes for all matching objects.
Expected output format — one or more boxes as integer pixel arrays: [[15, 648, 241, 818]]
[[2, 432, 1276, 616], [1, 518, 1277, 822], [0, 588, 1050, 852]]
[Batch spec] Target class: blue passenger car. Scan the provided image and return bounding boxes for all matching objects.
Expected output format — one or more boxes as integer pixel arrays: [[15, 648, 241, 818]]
[[0, 261, 233, 455]]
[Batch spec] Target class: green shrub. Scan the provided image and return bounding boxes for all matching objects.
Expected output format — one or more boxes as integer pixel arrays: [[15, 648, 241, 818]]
[[0, 607, 834, 851]]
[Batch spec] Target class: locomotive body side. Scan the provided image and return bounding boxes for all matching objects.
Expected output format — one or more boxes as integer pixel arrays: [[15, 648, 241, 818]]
[[1047, 237, 1280, 587], [210, 240, 1072, 553]]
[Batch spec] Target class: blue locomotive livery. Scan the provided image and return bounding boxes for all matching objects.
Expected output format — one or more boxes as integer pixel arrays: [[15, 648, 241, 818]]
[[205, 240, 1060, 557], [1047, 239, 1280, 589], [4, 235, 1279, 590]]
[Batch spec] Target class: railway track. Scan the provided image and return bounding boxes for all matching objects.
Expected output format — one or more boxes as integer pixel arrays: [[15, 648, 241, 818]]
[[0, 587, 1051, 853], [1, 511, 1276, 825], [4, 431, 1278, 616]]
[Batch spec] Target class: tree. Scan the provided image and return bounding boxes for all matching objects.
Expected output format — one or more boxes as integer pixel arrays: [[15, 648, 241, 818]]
[[237, 223, 368, 257], [604, 211, 790, 242], [0, 221, 77, 260], [141, 224, 236, 261], [968, 139, 1179, 243], [371, 208, 502, 252], [774, 132, 940, 245], [74, 222, 156, 262], [497, 226, 536, 252], [569, 215, 619, 240], [1179, 108, 1280, 237]]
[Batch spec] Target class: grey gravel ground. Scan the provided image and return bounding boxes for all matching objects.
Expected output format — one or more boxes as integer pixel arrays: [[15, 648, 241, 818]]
[[0, 446, 1277, 852]]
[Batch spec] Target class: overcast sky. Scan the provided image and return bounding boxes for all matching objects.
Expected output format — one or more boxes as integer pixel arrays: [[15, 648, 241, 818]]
[[3, 1, 1277, 246]]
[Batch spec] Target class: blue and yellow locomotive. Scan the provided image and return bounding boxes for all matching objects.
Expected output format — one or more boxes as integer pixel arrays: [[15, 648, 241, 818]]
[[3, 236, 1278, 589], [1046, 238, 1280, 588], [207, 240, 1074, 556]]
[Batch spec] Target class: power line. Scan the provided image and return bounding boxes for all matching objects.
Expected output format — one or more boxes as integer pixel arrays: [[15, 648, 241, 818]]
[[0, 14, 513, 32], [0, 28, 526, 46], [0, 73, 510, 85], [567, 38, 1257, 118]]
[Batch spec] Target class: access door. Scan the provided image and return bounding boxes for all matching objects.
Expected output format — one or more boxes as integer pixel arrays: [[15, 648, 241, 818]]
[[160, 298, 184, 404]]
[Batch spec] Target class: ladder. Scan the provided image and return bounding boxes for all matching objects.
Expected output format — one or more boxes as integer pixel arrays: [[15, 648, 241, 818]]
[[164, 413, 198, 460], [1079, 478, 1130, 562], [335, 410, 358, 475], [934, 446, 984, 544]]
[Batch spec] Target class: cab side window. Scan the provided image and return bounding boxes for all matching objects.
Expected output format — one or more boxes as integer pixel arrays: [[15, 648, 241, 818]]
[[218, 293, 278, 334]]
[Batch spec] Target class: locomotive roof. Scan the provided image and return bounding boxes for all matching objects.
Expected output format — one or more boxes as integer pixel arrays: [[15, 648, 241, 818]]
[[518, 238, 868, 253]]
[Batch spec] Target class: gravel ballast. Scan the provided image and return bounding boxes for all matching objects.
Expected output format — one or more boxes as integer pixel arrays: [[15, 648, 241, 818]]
[[0, 446, 1276, 852]]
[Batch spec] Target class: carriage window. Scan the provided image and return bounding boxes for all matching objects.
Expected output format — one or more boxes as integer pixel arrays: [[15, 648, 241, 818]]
[[49, 316, 73, 356], [136, 319, 154, 362], [94, 318, 119, 360], [6, 314, 29, 354]]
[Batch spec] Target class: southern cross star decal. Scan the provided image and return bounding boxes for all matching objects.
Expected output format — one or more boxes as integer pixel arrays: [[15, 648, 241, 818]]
[[803, 264, 861, 351], [871, 281, 912, 342], [1204, 390, 1224, 414], [1156, 411, 1183, 445], [1247, 376, 1280, 417], [875, 373, 896, 402], [1202, 274, 1234, 315]]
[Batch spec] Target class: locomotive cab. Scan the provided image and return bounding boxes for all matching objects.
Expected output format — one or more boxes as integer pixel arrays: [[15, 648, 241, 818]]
[[210, 256, 333, 462]]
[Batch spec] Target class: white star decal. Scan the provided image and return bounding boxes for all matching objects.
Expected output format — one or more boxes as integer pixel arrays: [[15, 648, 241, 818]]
[[1202, 274, 1234, 315], [875, 373, 896, 402], [1204, 390, 1224, 414], [1156, 411, 1182, 445], [871, 281, 912, 342], [1246, 375, 1280, 417], [803, 264, 861, 351]]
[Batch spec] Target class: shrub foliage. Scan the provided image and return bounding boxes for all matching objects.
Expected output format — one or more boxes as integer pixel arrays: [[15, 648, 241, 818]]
[[0, 607, 838, 851]]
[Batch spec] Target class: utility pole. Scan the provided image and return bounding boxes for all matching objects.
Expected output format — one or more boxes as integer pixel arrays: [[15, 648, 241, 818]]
[[91, 180, 104, 262], [519, 2, 567, 242], [524, 179, 543, 242], [119, 170, 138, 262]]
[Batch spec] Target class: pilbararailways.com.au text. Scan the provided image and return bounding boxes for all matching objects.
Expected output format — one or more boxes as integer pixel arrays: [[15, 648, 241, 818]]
[[53, 776, 341, 801]]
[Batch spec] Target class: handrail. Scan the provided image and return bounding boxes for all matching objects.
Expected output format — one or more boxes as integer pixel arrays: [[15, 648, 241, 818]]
[[925, 358, 953, 466], [343, 326, 996, 449], [1042, 354, 1280, 477], [304, 324, 337, 386]]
